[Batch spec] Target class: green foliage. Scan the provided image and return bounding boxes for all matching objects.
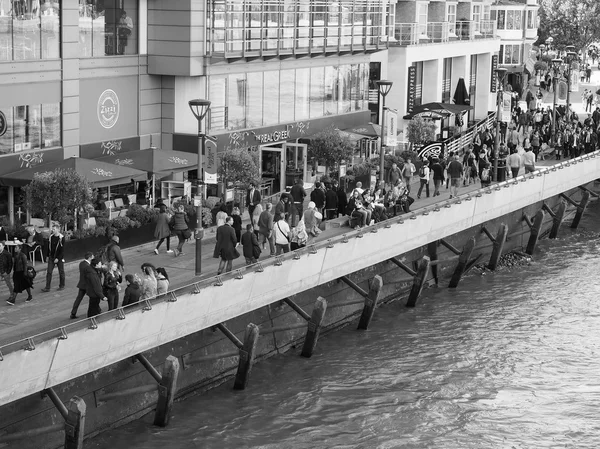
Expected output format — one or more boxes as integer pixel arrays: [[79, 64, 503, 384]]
[[126, 204, 159, 226], [534, 61, 548, 72], [399, 149, 419, 162], [202, 207, 213, 226], [308, 126, 355, 173], [347, 160, 376, 177], [23, 168, 95, 227], [73, 226, 108, 239], [539, 0, 600, 52], [109, 216, 141, 231], [204, 196, 221, 210], [219, 148, 261, 188], [406, 117, 437, 147]]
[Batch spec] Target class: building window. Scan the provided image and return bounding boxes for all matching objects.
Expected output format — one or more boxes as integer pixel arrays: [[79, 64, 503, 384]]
[[0, 0, 60, 61], [78, 0, 138, 57], [386, 2, 395, 39], [417, 3, 428, 37], [472, 4, 481, 32], [447, 4, 457, 35], [502, 44, 521, 65], [527, 10, 536, 29], [442, 58, 452, 103], [506, 10, 522, 30], [0, 103, 61, 154], [483, 5, 491, 21], [497, 10, 505, 30]]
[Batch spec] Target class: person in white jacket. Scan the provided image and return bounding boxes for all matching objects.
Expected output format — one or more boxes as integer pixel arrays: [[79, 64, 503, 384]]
[[273, 213, 290, 255]]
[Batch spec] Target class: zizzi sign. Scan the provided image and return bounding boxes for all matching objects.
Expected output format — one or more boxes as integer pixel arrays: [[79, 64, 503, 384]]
[[0, 111, 6, 137], [253, 129, 290, 144], [97, 89, 120, 129]]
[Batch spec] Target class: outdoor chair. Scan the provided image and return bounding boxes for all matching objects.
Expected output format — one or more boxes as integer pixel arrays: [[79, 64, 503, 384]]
[[28, 245, 44, 264]]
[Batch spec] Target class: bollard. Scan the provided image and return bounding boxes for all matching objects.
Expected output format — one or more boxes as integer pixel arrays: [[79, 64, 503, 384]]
[[154, 355, 180, 427], [64, 396, 86, 449], [571, 191, 590, 229], [427, 241, 439, 285], [233, 323, 260, 390], [448, 237, 475, 288], [406, 256, 430, 307], [549, 201, 567, 239], [301, 297, 327, 358], [357, 275, 383, 330], [488, 224, 508, 271], [526, 209, 545, 255]]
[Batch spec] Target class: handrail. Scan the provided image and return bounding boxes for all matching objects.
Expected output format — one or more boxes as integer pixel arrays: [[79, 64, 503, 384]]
[[1, 152, 598, 358]]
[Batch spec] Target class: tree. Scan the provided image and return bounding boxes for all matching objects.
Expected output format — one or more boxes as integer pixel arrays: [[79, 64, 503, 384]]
[[539, 0, 600, 55], [218, 148, 261, 189], [308, 125, 355, 174], [23, 168, 95, 229], [406, 117, 437, 151]]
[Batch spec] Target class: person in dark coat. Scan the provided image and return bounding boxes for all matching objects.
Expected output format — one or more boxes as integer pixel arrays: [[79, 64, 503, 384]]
[[213, 216, 239, 274], [325, 183, 339, 220], [103, 261, 122, 311], [107, 235, 124, 270], [171, 204, 190, 257], [246, 183, 262, 220], [241, 224, 260, 265], [86, 258, 106, 318], [42, 224, 65, 292], [310, 182, 326, 214], [275, 194, 289, 223], [337, 185, 348, 217], [0, 242, 14, 304], [122, 274, 142, 307], [11, 245, 32, 304], [154, 205, 172, 254], [70, 251, 94, 319]]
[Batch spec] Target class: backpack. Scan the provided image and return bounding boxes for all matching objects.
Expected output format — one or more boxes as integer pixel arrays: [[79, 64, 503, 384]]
[[481, 167, 490, 182], [95, 244, 110, 265], [419, 166, 426, 177]]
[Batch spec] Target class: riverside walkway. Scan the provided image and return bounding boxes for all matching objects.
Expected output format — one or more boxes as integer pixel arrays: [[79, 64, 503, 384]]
[[1, 152, 599, 408]]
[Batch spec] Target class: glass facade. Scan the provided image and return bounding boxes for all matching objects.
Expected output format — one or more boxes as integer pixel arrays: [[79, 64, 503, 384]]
[[79, 0, 138, 57], [210, 0, 384, 57], [209, 63, 370, 131], [0, 0, 60, 61], [0, 103, 61, 154]]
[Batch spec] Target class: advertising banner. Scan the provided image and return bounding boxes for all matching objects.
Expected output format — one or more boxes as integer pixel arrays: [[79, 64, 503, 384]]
[[204, 138, 218, 184], [501, 92, 512, 122], [557, 80, 568, 101], [383, 108, 398, 147], [407, 66, 417, 113], [491, 55, 498, 93]]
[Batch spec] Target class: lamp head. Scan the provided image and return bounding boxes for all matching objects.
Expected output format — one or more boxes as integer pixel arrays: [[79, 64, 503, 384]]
[[565, 45, 575, 53], [551, 58, 562, 68], [188, 99, 211, 122], [495, 68, 507, 81], [376, 80, 393, 97]]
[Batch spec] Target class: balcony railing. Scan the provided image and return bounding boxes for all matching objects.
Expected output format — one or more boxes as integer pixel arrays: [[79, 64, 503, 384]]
[[392, 20, 496, 46]]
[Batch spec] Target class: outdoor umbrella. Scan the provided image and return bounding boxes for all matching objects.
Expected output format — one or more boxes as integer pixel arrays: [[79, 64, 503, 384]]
[[1, 157, 147, 188], [343, 123, 382, 138], [403, 102, 472, 120], [453, 78, 470, 105]]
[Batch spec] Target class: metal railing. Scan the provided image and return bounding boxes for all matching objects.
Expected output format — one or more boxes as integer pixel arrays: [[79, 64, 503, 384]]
[[427, 22, 450, 43], [443, 111, 495, 157], [392, 20, 496, 46], [2, 150, 599, 361]]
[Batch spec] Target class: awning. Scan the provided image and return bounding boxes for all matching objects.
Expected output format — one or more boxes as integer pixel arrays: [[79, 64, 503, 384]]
[[95, 148, 199, 178], [338, 130, 376, 143], [343, 123, 382, 138], [0, 157, 147, 188], [403, 102, 473, 120]]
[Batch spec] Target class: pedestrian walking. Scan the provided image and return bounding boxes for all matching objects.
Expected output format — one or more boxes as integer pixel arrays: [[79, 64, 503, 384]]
[[257, 202, 275, 256], [246, 182, 262, 220], [447, 154, 464, 199], [402, 158, 416, 193], [70, 251, 94, 319], [122, 274, 142, 307], [171, 204, 190, 256], [86, 258, 106, 318], [231, 207, 243, 243], [431, 157, 444, 197], [107, 235, 124, 271], [11, 245, 32, 304], [42, 224, 65, 292], [417, 159, 430, 199], [273, 213, 291, 255], [103, 261, 122, 311], [153, 205, 172, 255], [140, 263, 158, 300], [290, 178, 306, 227], [0, 242, 14, 305], [214, 216, 239, 274], [251, 202, 263, 240], [241, 224, 261, 265], [310, 182, 326, 215], [523, 147, 536, 173], [216, 203, 228, 227], [507, 148, 522, 179], [156, 267, 169, 296]]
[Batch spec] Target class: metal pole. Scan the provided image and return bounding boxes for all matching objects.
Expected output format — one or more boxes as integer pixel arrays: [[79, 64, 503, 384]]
[[565, 63, 571, 120], [195, 121, 205, 277], [493, 88, 502, 182], [551, 74, 558, 145], [379, 94, 386, 185]]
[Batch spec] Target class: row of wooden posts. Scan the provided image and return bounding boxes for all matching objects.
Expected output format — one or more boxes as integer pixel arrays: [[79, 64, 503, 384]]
[[1, 186, 594, 449]]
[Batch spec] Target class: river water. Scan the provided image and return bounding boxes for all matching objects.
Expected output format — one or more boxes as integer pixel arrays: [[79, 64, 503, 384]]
[[89, 202, 600, 449]]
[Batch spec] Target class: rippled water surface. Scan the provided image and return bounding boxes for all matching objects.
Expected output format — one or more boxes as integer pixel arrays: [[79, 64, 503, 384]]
[[90, 204, 600, 449]]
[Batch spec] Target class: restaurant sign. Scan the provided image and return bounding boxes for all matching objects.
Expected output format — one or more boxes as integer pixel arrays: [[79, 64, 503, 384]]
[[253, 129, 291, 144]]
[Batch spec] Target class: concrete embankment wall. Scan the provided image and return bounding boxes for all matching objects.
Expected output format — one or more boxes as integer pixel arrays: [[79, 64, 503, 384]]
[[0, 181, 593, 448]]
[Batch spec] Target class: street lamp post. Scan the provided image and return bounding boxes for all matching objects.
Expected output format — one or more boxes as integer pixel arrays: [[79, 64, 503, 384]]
[[493, 68, 507, 182], [550, 58, 562, 146], [375, 80, 393, 185], [188, 99, 211, 276], [565, 45, 576, 120]]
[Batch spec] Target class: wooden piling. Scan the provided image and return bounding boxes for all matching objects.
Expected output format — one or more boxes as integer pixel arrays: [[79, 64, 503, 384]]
[[233, 323, 260, 390], [406, 256, 430, 307], [357, 275, 383, 330], [488, 224, 508, 271], [301, 297, 327, 358], [64, 396, 86, 449], [549, 201, 567, 239], [154, 355, 179, 427], [448, 237, 475, 288], [571, 191, 590, 229], [526, 209, 545, 255], [427, 241, 439, 285]]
